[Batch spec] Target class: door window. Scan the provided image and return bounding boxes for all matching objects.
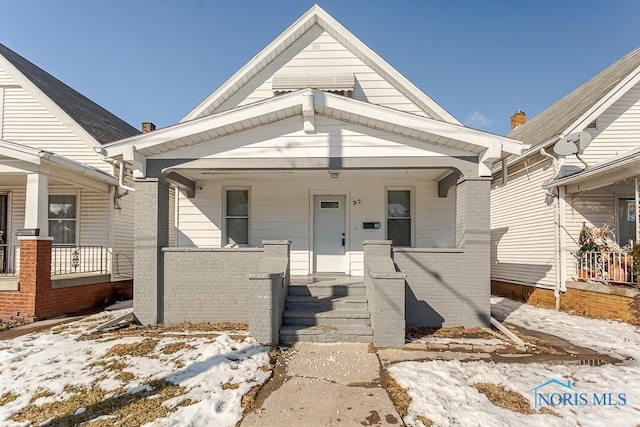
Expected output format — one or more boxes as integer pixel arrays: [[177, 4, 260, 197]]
[[387, 190, 412, 247]]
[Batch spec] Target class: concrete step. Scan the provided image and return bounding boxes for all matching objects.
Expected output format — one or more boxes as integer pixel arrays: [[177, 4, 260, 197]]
[[279, 324, 373, 344], [287, 283, 366, 297], [282, 309, 370, 326], [285, 295, 368, 311]]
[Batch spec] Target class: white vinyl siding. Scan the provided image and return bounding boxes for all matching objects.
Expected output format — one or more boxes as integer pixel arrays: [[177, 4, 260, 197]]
[[490, 159, 557, 288], [176, 170, 456, 276], [216, 26, 430, 117], [0, 67, 110, 172], [113, 189, 135, 280], [565, 81, 640, 168]]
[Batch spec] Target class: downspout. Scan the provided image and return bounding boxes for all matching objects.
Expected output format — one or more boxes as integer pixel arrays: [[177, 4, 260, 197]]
[[118, 162, 136, 193], [490, 159, 508, 190], [540, 148, 562, 310]]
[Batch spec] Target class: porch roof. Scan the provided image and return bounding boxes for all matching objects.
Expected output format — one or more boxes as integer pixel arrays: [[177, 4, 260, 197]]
[[544, 146, 640, 193], [104, 89, 522, 160], [0, 139, 118, 191]]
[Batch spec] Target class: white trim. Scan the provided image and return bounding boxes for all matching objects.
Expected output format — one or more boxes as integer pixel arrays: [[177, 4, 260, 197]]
[[181, 5, 460, 124], [309, 190, 350, 275], [385, 186, 415, 248], [105, 89, 522, 157], [222, 187, 251, 247], [107, 186, 115, 278]]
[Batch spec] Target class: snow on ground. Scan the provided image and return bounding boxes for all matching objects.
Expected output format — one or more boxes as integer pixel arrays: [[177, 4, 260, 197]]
[[390, 297, 640, 427], [0, 310, 272, 427]]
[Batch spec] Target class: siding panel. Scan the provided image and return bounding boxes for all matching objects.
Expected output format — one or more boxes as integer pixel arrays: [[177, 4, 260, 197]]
[[216, 26, 430, 117], [491, 159, 557, 287]]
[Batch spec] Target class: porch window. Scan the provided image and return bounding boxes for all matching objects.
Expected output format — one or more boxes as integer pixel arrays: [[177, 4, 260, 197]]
[[618, 197, 637, 244], [48, 195, 77, 244], [225, 189, 249, 246], [387, 189, 412, 247]]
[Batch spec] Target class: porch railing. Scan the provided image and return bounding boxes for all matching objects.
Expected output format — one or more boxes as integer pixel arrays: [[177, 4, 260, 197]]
[[51, 245, 110, 276], [573, 251, 637, 287], [0, 244, 19, 277]]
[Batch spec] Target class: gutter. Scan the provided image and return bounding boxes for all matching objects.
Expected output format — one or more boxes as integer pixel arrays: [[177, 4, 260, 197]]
[[39, 151, 118, 186], [492, 135, 561, 174]]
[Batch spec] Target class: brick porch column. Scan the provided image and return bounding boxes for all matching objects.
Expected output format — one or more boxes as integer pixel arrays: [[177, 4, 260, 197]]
[[18, 236, 53, 320], [134, 178, 169, 324], [456, 177, 491, 327]]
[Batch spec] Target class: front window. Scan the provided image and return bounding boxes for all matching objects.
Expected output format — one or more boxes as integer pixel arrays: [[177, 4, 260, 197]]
[[48, 195, 77, 244], [225, 189, 249, 246], [387, 189, 412, 247]]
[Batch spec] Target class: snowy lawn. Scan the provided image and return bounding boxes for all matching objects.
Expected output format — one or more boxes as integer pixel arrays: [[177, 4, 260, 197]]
[[0, 310, 273, 427], [389, 296, 640, 427]]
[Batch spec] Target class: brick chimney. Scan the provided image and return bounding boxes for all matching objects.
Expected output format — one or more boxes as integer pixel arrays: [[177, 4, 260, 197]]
[[510, 111, 526, 130], [142, 122, 156, 133]]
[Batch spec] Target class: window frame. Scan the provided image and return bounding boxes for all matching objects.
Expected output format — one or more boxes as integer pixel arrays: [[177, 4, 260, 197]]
[[48, 192, 80, 245], [223, 187, 251, 247], [385, 186, 415, 247]]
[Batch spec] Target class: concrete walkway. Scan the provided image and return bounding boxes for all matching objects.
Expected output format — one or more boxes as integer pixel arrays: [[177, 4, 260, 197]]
[[242, 343, 402, 426]]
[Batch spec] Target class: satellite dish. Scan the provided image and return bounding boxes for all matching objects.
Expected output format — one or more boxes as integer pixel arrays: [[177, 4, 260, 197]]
[[553, 132, 592, 156]]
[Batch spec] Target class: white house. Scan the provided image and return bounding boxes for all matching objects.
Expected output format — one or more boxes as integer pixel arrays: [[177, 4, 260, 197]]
[[0, 42, 139, 320], [491, 46, 640, 323], [106, 5, 521, 345]]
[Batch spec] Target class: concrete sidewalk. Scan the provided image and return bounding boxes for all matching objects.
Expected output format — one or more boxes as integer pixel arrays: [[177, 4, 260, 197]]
[[242, 343, 402, 426]]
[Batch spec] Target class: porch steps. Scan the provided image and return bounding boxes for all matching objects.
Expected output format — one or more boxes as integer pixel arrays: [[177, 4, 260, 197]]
[[280, 279, 373, 344]]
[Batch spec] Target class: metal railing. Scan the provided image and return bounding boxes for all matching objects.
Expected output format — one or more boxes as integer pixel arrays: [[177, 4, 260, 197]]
[[51, 245, 109, 276], [0, 244, 19, 276], [573, 251, 637, 287]]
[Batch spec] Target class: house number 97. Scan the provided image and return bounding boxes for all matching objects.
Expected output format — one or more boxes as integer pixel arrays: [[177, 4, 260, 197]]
[[352, 199, 362, 205]]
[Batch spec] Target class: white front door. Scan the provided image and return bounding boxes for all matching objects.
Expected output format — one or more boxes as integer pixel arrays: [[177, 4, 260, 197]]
[[313, 195, 346, 273]]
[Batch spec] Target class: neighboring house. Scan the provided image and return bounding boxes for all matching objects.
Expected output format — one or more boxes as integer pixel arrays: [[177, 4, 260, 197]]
[[0, 43, 140, 320], [105, 5, 521, 346], [491, 46, 640, 323]]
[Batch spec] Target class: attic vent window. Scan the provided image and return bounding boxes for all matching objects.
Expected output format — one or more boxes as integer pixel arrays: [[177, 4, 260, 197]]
[[587, 119, 597, 129], [272, 73, 354, 98]]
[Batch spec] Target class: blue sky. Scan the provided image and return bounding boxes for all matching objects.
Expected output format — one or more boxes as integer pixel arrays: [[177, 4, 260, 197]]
[[1, 1, 639, 136]]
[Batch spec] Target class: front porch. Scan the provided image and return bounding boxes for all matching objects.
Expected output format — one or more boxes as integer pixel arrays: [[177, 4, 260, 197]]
[[0, 238, 131, 320], [134, 173, 491, 346]]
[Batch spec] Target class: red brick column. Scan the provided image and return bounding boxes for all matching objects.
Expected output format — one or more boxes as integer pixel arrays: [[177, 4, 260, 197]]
[[19, 237, 53, 320]]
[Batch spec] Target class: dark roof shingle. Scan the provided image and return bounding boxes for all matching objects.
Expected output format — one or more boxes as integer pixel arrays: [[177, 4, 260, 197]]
[[0, 43, 139, 144], [508, 46, 640, 146]]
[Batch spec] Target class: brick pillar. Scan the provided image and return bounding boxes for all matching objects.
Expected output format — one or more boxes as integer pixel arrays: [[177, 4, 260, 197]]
[[134, 178, 169, 324], [18, 237, 53, 320], [456, 178, 491, 327]]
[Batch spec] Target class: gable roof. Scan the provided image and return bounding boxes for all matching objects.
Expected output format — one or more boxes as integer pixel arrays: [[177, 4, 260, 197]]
[[106, 89, 521, 159], [181, 4, 460, 125], [508, 46, 640, 147], [0, 43, 139, 145]]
